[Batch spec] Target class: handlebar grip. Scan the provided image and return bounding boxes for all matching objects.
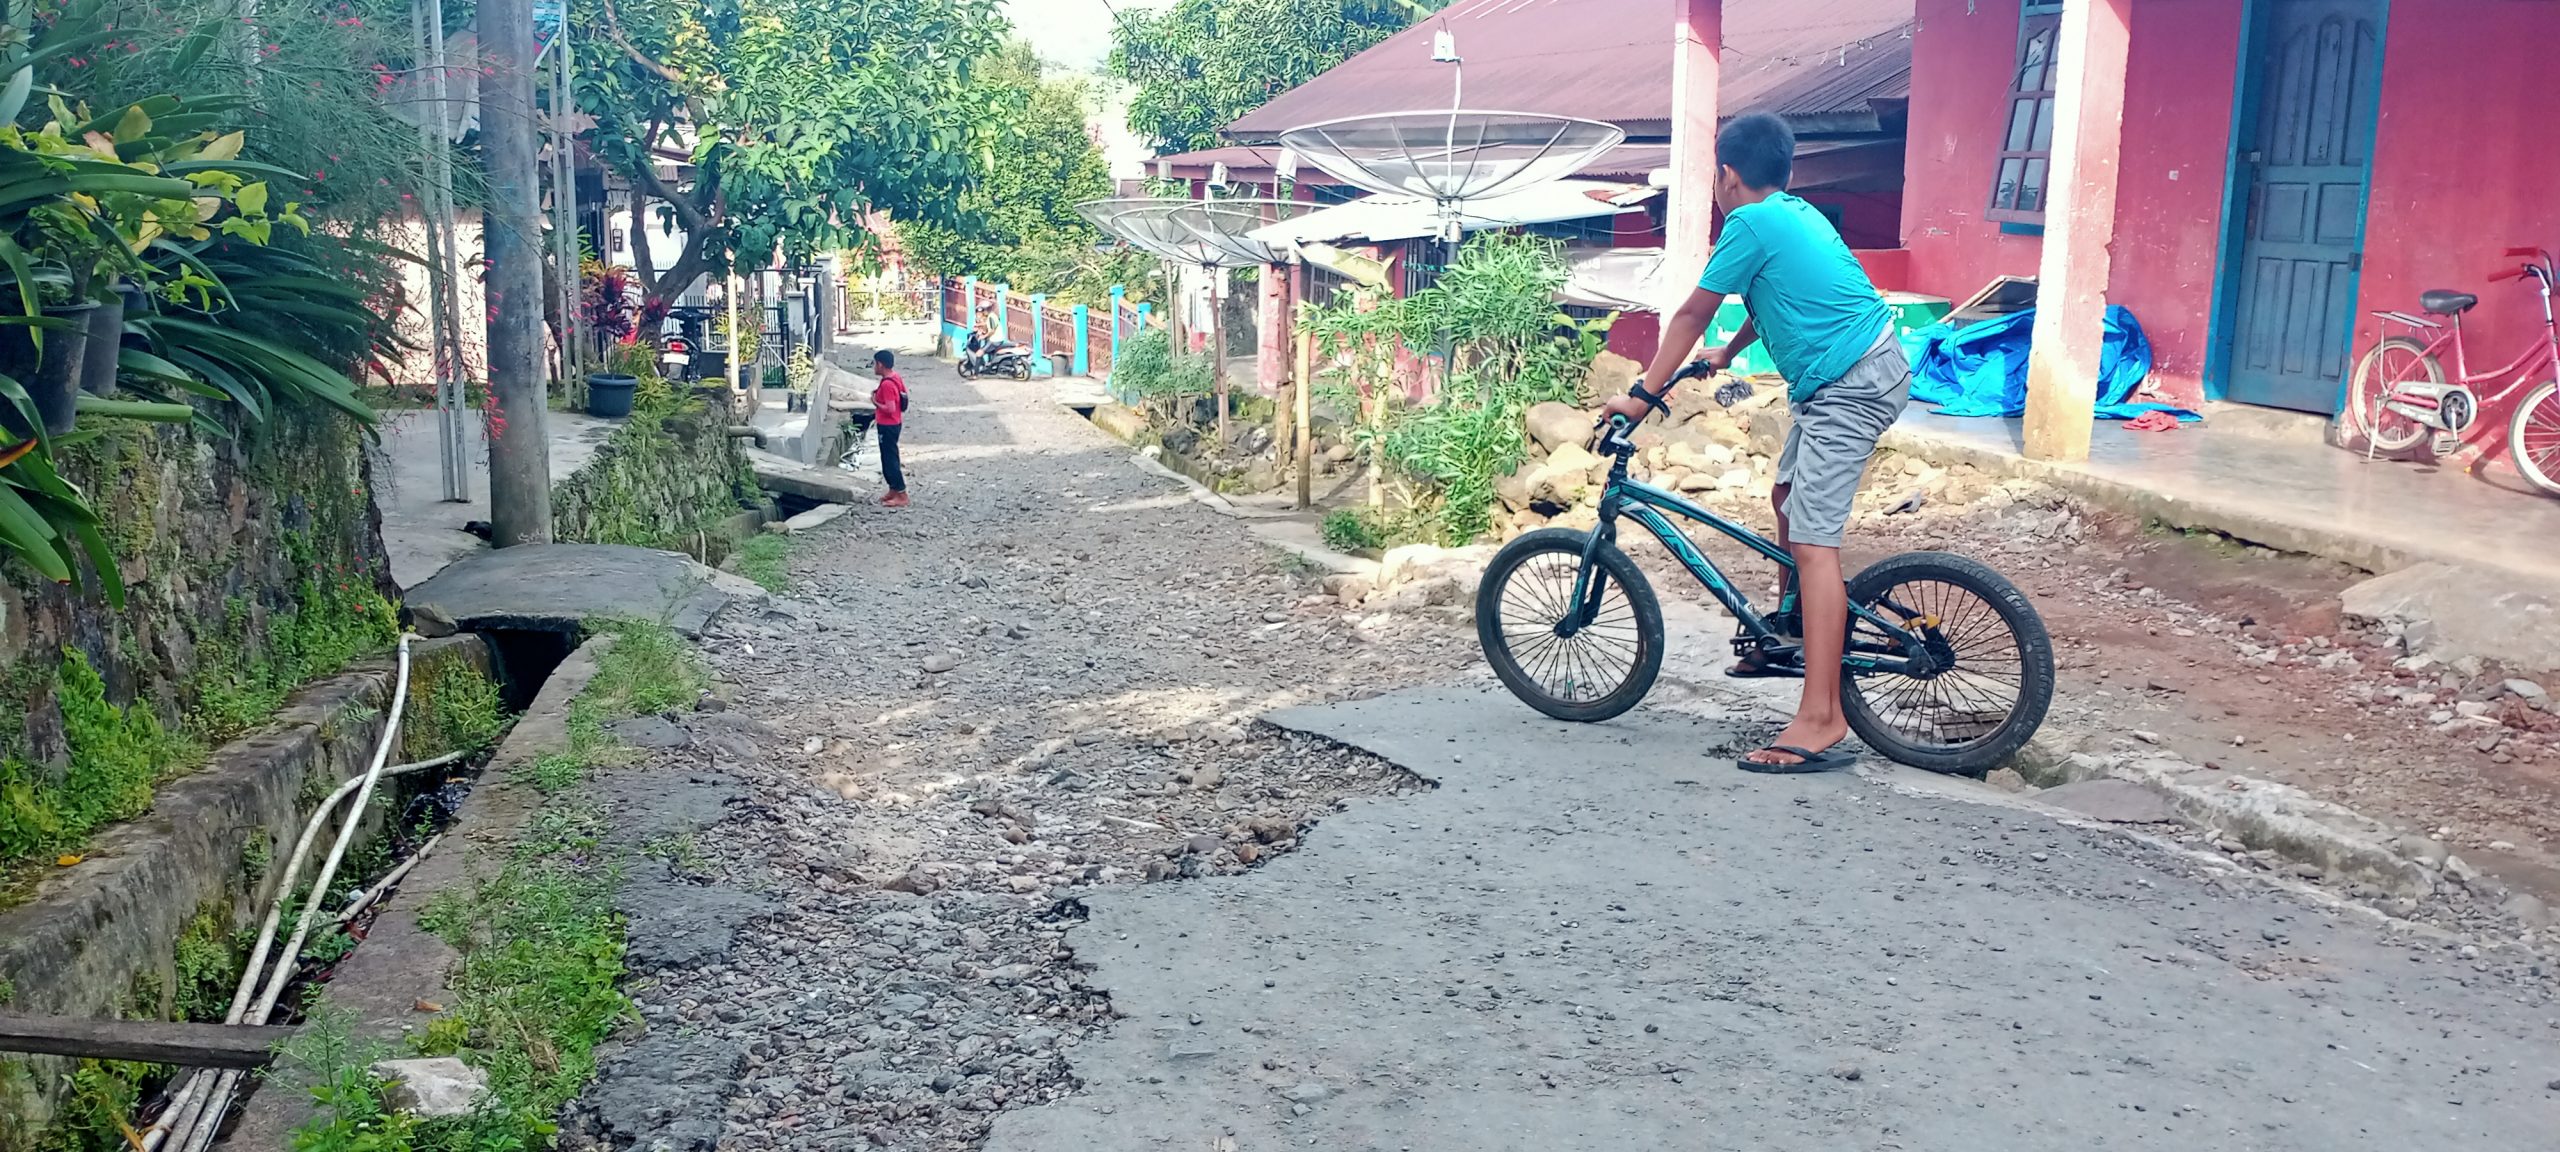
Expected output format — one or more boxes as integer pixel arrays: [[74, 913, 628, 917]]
[[2507, 246, 2545, 258], [2492, 265, 2529, 282]]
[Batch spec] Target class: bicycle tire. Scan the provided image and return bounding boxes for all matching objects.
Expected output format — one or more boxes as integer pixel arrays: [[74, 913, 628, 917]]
[[2510, 378, 2560, 496], [1475, 528, 1665, 723], [1841, 551, 2055, 776], [2347, 337, 2440, 454]]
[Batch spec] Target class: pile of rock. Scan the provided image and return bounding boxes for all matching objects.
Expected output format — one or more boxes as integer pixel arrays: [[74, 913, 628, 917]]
[[1488, 354, 2014, 542]]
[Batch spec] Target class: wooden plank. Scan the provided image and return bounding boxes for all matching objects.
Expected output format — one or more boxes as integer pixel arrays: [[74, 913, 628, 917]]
[[0, 1015, 295, 1069]]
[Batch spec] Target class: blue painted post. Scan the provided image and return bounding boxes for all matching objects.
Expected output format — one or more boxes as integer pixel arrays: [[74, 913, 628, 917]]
[[1072, 305, 1091, 376], [1030, 294, 1049, 375], [994, 285, 1009, 337], [1108, 285, 1126, 366], [962, 277, 977, 341], [1135, 302, 1152, 332], [934, 277, 946, 332]]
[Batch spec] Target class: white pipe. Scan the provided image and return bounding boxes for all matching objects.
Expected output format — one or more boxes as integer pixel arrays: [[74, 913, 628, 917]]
[[333, 833, 443, 927], [158, 637, 420, 1151], [140, 747, 465, 1147]]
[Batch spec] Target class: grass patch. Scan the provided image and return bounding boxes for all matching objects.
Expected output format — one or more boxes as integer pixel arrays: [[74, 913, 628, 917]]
[[731, 534, 792, 594], [402, 660, 510, 762], [0, 650, 202, 866], [290, 620, 703, 1152], [189, 579, 402, 745]]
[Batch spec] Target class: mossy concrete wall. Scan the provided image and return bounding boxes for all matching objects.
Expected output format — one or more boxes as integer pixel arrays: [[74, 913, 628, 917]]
[[0, 410, 393, 800], [551, 395, 765, 565]]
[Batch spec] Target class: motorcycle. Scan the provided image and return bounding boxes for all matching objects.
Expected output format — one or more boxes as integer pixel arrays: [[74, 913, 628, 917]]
[[958, 330, 1033, 381], [658, 307, 717, 381]]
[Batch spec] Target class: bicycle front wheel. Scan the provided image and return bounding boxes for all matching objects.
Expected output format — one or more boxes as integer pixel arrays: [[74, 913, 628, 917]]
[[1475, 528, 1665, 723], [2347, 337, 2440, 454], [2510, 378, 2560, 496]]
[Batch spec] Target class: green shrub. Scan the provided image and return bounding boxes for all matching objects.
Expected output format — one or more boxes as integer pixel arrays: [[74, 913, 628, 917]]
[[1320, 508, 1387, 554]]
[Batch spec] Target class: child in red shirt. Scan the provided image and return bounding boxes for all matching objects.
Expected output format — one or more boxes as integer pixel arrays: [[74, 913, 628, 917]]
[[870, 349, 909, 507]]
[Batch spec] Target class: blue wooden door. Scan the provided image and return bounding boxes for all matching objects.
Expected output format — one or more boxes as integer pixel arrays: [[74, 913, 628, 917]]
[[2226, 0, 2385, 413]]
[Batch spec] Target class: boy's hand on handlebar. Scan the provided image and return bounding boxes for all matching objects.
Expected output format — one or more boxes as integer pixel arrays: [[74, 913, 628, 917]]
[[1699, 347, 1735, 373], [1599, 391, 1656, 423]]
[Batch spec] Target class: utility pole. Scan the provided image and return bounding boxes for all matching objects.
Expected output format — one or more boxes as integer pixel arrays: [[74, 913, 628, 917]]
[[481, 0, 553, 545]]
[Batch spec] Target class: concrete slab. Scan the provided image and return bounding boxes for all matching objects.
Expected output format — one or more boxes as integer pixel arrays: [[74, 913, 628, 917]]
[[746, 448, 869, 505], [2340, 560, 2560, 674], [983, 683, 2559, 1152], [775, 503, 852, 534], [1883, 408, 2560, 588], [370, 408, 619, 589], [403, 543, 764, 637], [2033, 776, 2179, 823]]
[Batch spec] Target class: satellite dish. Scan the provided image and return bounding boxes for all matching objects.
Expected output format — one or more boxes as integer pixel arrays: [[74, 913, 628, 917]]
[[1278, 111, 1624, 242]]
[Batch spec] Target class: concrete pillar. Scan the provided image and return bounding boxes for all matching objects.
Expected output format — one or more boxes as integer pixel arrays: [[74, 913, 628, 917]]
[[994, 285, 1009, 340], [1663, 0, 1722, 310], [1259, 264, 1288, 397], [1072, 305, 1091, 376], [963, 276, 977, 335], [2023, 0, 2133, 463]]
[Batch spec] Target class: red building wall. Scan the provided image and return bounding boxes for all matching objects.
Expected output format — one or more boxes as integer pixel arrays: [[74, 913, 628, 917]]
[[2359, 0, 2560, 388], [1902, 0, 2242, 407], [2110, 1, 2245, 403], [1901, 0, 2044, 302], [1905, 0, 2560, 413]]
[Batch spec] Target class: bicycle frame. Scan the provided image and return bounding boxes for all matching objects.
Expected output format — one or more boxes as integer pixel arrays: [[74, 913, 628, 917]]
[[2370, 248, 2560, 423], [1565, 462, 1941, 678]]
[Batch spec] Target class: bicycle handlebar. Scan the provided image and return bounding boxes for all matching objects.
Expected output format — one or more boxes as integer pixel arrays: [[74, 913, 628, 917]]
[[2492, 265, 2530, 282]]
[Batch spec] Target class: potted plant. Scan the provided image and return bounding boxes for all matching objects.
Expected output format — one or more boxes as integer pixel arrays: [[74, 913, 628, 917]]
[[587, 340, 648, 418]]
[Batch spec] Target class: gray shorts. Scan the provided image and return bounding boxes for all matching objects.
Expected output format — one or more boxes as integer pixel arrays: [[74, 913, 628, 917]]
[[1775, 330, 1910, 549]]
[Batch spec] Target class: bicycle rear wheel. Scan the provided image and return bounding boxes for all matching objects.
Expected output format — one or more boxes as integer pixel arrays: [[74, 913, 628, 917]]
[[1841, 551, 2054, 776], [1475, 528, 1665, 723], [2509, 378, 2560, 496], [2346, 337, 2440, 454]]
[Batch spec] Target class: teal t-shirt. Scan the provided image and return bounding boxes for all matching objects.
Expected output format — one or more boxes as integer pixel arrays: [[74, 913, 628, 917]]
[[1697, 192, 1894, 402]]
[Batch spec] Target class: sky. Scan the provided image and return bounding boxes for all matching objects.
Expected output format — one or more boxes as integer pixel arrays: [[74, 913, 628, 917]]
[[1002, 0, 1173, 73]]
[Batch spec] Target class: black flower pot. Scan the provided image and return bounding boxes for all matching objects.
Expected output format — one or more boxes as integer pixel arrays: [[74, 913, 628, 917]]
[[79, 286, 137, 397], [586, 372, 639, 418], [0, 301, 97, 439]]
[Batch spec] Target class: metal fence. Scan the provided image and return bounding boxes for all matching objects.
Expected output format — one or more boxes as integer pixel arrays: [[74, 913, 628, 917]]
[[931, 276, 1155, 380]]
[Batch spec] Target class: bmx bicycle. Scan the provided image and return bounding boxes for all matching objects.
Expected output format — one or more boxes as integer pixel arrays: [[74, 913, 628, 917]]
[[1474, 361, 2056, 776], [2344, 246, 2560, 495]]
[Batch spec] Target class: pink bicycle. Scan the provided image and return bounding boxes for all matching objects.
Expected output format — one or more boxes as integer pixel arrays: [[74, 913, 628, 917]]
[[2346, 246, 2560, 495]]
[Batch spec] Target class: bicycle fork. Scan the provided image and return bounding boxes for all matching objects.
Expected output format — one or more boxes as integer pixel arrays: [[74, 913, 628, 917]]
[[1559, 522, 1617, 637]]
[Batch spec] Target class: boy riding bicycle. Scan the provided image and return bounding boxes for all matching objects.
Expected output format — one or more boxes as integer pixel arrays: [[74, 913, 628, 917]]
[[1602, 112, 1911, 773]]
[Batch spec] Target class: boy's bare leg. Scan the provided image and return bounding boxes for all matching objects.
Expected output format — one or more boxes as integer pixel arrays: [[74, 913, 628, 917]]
[[1748, 542, 1850, 765]]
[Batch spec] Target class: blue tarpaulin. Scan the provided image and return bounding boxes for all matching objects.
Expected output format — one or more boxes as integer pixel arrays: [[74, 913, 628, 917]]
[[1899, 306, 2198, 422]]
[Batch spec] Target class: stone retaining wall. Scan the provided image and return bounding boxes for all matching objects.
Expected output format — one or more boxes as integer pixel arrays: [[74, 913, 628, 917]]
[[551, 393, 766, 565]]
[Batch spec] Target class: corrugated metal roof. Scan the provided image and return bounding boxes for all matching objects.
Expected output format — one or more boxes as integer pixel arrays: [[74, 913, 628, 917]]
[[1225, 0, 1913, 141]]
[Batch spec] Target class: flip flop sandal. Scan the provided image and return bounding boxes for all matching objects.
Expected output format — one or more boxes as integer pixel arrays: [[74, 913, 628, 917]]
[[1736, 744, 1855, 774], [1724, 652, 1804, 679]]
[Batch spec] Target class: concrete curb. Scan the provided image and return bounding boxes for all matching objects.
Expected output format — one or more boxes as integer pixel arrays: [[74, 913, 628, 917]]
[[2006, 727, 2457, 903]]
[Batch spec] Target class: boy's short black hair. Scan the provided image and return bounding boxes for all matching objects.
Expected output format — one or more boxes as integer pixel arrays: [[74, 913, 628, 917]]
[[1715, 112, 1795, 191], [873, 348, 895, 369]]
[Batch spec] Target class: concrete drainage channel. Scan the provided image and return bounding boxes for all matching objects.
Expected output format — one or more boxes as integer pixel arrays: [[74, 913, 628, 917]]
[[0, 541, 774, 1149]]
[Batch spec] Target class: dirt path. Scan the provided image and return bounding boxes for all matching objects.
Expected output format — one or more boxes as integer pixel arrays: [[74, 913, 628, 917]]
[[1837, 484, 2560, 906]]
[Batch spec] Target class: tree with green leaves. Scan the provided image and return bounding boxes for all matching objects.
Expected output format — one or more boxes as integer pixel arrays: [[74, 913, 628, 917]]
[[896, 40, 1152, 308], [1108, 0, 1444, 154], [574, 0, 1005, 304]]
